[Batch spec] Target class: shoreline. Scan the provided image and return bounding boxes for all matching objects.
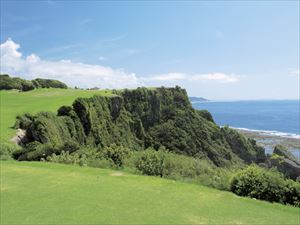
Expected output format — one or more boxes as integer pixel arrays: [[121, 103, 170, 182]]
[[234, 127, 300, 159]]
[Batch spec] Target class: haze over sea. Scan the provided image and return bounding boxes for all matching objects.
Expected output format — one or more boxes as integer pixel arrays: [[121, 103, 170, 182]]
[[192, 100, 300, 138]]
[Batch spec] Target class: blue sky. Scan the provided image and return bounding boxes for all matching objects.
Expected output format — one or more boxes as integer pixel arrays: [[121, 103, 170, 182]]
[[1, 1, 299, 100]]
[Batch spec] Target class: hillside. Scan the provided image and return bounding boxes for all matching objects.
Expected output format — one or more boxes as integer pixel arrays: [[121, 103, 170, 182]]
[[14, 86, 265, 166], [1, 161, 299, 225], [0, 88, 112, 145]]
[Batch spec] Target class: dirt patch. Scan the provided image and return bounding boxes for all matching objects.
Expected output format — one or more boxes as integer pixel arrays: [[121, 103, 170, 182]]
[[110, 172, 124, 177]]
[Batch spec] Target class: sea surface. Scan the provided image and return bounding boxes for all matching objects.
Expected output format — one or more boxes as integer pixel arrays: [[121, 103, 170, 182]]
[[192, 100, 300, 137]]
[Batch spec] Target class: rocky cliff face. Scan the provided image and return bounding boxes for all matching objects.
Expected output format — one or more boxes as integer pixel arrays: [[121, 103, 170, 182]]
[[14, 86, 265, 166]]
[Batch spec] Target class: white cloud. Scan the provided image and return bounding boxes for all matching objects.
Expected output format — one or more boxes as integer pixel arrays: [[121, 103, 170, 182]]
[[144, 72, 240, 83], [145, 73, 187, 81], [190, 73, 240, 83], [0, 38, 141, 89], [0, 39, 242, 89]]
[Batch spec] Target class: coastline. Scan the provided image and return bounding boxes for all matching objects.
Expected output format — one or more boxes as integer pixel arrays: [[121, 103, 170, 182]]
[[234, 127, 300, 159]]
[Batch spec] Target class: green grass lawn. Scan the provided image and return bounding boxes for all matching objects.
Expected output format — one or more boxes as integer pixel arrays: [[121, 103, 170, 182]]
[[1, 161, 299, 225], [0, 88, 112, 145]]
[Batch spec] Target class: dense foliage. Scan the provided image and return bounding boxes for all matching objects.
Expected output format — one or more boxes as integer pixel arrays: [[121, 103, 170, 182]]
[[44, 145, 234, 190], [32, 78, 68, 89], [15, 86, 265, 167], [230, 165, 300, 207], [0, 74, 35, 91], [0, 74, 67, 91]]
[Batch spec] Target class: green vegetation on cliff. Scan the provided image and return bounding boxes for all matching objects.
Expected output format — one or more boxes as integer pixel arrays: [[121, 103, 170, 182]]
[[0, 88, 112, 146], [15, 86, 265, 167]]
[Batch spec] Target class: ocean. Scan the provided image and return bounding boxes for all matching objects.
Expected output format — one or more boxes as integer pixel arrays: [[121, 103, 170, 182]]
[[192, 100, 300, 137]]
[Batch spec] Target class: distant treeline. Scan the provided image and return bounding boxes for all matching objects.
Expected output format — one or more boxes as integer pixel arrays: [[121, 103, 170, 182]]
[[0, 74, 68, 91]]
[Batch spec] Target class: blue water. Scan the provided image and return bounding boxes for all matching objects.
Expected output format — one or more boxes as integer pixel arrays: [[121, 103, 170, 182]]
[[192, 100, 300, 136]]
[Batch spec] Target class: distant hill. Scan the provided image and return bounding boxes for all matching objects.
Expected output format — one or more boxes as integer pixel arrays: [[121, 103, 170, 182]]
[[189, 96, 209, 103]]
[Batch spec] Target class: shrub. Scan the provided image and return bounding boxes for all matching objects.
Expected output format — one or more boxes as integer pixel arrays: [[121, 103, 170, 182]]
[[14, 113, 34, 129], [0, 74, 22, 90], [100, 144, 131, 168], [21, 80, 35, 91], [131, 148, 233, 190], [33, 78, 67, 89], [47, 151, 82, 165], [0, 143, 17, 160], [134, 148, 165, 177], [0, 74, 68, 91], [230, 165, 300, 206]]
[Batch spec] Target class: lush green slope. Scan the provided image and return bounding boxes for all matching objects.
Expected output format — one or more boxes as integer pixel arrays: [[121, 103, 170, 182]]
[[14, 87, 265, 166], [1, 161, 299, 225], [0, 88, 112, 145]]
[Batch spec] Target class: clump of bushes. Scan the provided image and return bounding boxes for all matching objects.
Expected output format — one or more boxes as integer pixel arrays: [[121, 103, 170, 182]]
[[0, 74, 67, 92], [131, 147, 234, 190], [0, 74, 35, 91], [0, 143, 18, 160], [33, 78, 67, 89], [230, 165, 300, 207], [45, 144, 131, 169], [133, 148, 166, 177], [14, 113, 35, 129], [100, 144, 131, 167], [38, 144, 233, 190]]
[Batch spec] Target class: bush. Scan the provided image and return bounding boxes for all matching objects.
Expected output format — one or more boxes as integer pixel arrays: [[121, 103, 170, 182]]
[[0, 74, 22, 90], [134, 148, 166, 177], [21, 80, 35, 91], [45, 145, 130, 169], [0, 143, 17, 160], [100, 144, 131, 168], [47, 151, 82, 165], [0, 74, 68, 91], [230, 165, 300, 206], [14, 113, 34, 129], [33, 78, 67, 89]]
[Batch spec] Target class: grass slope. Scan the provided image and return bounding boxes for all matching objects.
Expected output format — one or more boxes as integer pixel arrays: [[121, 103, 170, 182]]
[[0, 88, 112, 145], [1, 161, 299, 224]]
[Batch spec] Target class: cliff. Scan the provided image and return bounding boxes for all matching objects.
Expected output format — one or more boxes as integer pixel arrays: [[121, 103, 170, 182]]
[[14, 86, 265, 166]]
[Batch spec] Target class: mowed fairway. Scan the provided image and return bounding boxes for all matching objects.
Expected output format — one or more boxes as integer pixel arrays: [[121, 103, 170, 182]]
[[1, 161, 299, 224], [0, 88, 112, 145]]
